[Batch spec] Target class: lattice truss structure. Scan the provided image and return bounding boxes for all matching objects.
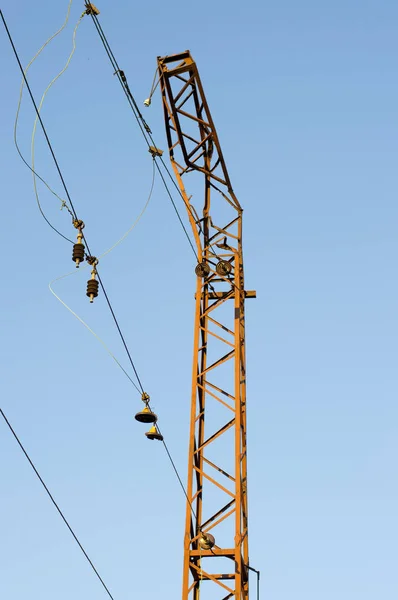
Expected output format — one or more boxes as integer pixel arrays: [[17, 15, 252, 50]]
[[158, 52, 255, 600]]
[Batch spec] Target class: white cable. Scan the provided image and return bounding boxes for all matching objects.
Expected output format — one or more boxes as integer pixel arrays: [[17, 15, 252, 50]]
[[99, 160, 155, 259], [49, 162, 156, 392], [31, 13, 85, 216], [14, 0, 73, 208], [49, 270, 141, 393]]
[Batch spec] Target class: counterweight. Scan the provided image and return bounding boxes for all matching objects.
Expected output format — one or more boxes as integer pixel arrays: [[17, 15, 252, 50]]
[[158, 52, 255, 600]]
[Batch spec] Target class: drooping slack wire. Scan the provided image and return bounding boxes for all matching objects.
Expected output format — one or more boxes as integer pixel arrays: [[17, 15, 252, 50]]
[[13, 0, 74, 244], [1, 9, 79, 222], [83, 5, 223, 523], [1, 9, 145, 396], [0, 408, 117, 600], [2, 7, 198, 535]]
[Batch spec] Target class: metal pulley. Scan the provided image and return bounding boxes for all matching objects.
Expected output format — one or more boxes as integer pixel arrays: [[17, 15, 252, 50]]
[[72, 219, 85, 268], [195, 260, 210, 278], [86, 256, 99, 303], [198, 532, 215, 550], [216, 260, 232, 276]]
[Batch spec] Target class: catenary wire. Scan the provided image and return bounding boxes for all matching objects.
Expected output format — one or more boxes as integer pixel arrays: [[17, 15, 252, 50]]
[[2, 10, 79, 221], [157, 424, 198, 523], [31, 12, 85, 225], [49, 272, 141, 392], [82, 10, 207, 522], [13, 0, 73, 243], [49, 160, 156, 394], [82, 5, 233, 520], [84, 5, 199, 260], [0, 408, 116, 600], [1, 9, 145, 395], [3, 7, 206, 533], [83, 6, 232, 293]]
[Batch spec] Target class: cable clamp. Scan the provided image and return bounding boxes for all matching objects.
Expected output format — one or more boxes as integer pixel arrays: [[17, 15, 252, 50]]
[[114, 69, 127, 84], [148, 145, 163, 158], [141, 391, 150, 404], [86, 255, 98, 267], [85, 3, 100, 16], [143, 120, 152, 134], [73, 218, 85, 230]]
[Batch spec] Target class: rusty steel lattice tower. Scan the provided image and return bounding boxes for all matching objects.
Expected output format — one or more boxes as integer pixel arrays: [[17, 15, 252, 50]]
[[158, 52, 256, 600]]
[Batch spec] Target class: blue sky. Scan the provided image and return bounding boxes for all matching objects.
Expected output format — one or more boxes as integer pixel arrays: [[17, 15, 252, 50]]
[[1, 1, 397, 599]]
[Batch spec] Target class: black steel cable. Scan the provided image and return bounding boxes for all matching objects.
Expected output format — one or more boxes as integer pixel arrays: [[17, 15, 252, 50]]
[[82, 13, 210, 520], [1, 9, 145, 396], [0, 408, 116, 600], [85, 8, 232, 284], [85, 6, 199, 260], [155, 422, 198, 522], [83, 11, 237, 523], [12, 138, 74, 243], [1, 11, 79, 222]]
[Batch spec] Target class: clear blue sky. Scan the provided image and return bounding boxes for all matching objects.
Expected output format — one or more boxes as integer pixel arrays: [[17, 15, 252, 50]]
[[1, 1, 397, 599]]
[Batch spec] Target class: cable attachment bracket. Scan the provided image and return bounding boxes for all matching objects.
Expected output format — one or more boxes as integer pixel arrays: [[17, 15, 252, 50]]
[[85, 3, 100, 16], [141, 391, 150, 405], [148, 145, 163, 158], [86, 255, 98, 266]]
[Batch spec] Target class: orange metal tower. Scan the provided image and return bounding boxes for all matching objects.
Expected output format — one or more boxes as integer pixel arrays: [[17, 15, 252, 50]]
[[158, 52, 255, 600]]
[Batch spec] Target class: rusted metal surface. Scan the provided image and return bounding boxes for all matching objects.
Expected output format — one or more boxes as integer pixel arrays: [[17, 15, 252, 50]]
[[158, 51, 253, 600]]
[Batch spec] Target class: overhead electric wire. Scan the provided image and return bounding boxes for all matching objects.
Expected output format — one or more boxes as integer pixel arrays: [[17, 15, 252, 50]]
[[31, 11, 85, 227], [13, 0, 73, 244], [49, 272, 141, 392], [1, 10, 79, 222], [83, 6, 232, 293], [3, 7, 208, 535], [0, 408, 116, 600], [1, 9, 145, 396], [83, 4, 199, 261], [157, 423, 198, 523], [49, 160, 156, 394], [82, 5, 230, 518]]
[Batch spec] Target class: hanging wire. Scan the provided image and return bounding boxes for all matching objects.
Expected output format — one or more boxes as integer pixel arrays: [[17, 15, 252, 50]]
[[1, 8, 145, 395], [0, 407, 117, 600], [156, 420, 198, 523], [83, 5, 200, 261], [3, 6, 203, 537], [82, 5, 233, 521], [83, 7, 233, 297], [49, 160, 156, 394], [31, 11, 85, 222], [13, 0, 74, 243]]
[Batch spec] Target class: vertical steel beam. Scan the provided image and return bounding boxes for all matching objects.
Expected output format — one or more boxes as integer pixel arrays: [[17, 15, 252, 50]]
[[158, 52, 251, 600]]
